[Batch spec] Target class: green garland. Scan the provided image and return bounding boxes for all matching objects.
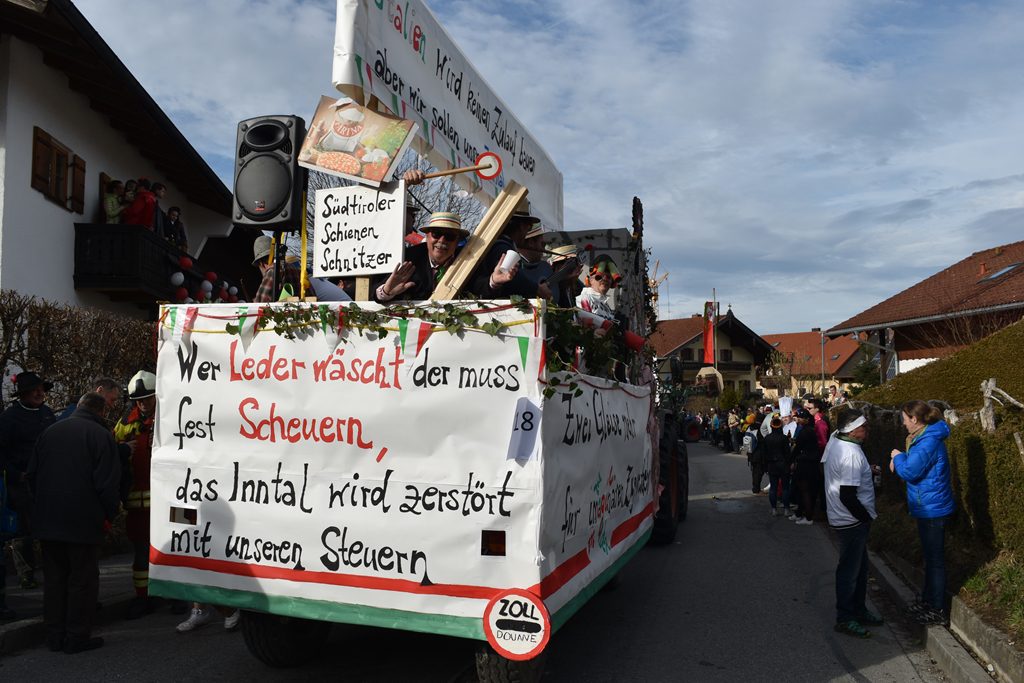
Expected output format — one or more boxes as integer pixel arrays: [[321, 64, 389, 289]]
[[224, 298, 534, 341], [222, 298, 635, 399]]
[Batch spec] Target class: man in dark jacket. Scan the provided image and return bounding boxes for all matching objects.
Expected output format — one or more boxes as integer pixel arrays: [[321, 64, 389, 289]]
[[0, 371, 57, 602], [27, 392, 121, 654], [467, 207, 551, 300], [761, 417, 793, 516], [790, 408, 821, 524], [374, 211, 467, 302]]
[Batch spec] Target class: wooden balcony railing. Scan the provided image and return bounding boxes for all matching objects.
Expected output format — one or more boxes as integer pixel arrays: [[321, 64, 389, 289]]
[[74, 223, 187, 304]]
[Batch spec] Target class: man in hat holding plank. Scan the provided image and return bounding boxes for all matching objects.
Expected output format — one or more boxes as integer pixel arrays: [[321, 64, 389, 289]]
[[375, 211, 468, 302]]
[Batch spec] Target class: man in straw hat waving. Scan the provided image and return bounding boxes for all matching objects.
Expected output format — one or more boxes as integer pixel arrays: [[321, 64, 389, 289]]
[[375, 211, 468, 302]]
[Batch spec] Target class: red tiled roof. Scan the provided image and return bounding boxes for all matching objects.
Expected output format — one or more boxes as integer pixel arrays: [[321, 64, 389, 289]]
[[762, 332, 861, 377], [830, 241, 1024, 333], [650, 316, 705, 357]]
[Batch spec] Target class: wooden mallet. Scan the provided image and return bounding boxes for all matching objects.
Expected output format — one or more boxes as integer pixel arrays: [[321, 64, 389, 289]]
[[422, 152, 502, 181]]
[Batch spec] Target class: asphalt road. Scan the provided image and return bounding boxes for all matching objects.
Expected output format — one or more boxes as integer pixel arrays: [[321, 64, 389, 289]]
[[0, 441, 947, 682]]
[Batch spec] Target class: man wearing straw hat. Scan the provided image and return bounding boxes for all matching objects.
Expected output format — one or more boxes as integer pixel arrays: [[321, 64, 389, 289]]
[[518, 224, 553, 291], [375, 211, 468, 302], [546, 243, 584, 308]]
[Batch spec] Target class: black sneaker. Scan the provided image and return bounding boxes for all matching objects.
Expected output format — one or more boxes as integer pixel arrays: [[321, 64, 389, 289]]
[[913, 607, 946, 626], [46, 632, 66, 652], [834, 620, 871, 638], [125, 596, 155, 620], [903, 598, 927, 616], [859, 610, 885, 626], [64, 636, 104, 654]]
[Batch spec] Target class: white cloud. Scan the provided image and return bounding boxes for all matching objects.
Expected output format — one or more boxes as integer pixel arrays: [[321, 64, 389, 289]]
[[73, 0, 1024, 333]]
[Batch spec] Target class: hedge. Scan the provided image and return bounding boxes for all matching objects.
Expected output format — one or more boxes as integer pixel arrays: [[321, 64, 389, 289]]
[[856, 317, 1024, 410], [0, 289, 155, 409], [847, 318, 1024, 641]]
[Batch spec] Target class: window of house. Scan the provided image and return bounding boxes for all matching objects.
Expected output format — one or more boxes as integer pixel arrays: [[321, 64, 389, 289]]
[[739, 380, 750, 394], [978, 263, 1020, 283], [798, 386, 807, 396], [720, 349, 733, 362], [31, 127, 86, 213], [681, 348, 693, 361], [696, 348, 703, 359]]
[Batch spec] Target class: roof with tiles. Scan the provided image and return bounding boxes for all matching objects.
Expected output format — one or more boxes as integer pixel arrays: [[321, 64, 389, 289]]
[[829, 241, 1024, 333], [650, 315, 705, 357], [762, 332, 862, 377]]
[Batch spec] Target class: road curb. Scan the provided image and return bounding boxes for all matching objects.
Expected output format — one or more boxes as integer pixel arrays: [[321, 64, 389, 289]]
[[867, 550, 992, 683], [950, 596, 1024, 683], [0, 593, 136, 655]]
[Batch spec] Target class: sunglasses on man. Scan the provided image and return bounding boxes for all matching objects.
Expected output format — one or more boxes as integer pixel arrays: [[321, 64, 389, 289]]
[[425, 229, 460, 241]]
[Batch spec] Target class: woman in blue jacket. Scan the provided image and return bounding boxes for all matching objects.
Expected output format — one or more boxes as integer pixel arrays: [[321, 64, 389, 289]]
[[889, 400, 955, 625]]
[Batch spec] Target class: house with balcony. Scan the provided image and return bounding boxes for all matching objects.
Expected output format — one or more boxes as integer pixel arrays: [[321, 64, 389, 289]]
[[757, 330, 865, 399], [0, 0, 254, 317], [650, 309, 773, 398]]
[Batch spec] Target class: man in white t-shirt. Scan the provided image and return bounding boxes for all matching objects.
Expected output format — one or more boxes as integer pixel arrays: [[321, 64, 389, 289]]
[[822, 408, 883, 638]]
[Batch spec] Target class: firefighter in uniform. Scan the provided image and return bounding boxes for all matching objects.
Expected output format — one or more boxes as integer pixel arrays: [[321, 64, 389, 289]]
[[114, 371, 156, 619]]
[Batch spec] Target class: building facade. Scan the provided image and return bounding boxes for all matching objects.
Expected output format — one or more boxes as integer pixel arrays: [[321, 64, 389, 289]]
[[0, 0, 248, 317], [651, 310, 773, 398]]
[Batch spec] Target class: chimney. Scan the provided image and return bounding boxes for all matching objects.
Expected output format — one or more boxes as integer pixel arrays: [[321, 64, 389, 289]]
[[979, 262, 987, 276], [811, 327, 821, 332]]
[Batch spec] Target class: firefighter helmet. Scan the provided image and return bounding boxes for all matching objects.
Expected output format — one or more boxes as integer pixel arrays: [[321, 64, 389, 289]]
[[127, 371, 156, 400]]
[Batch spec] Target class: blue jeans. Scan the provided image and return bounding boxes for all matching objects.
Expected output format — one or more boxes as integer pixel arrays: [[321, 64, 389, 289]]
[[918, 516, 948, 610], [835, 523, 870, 623]]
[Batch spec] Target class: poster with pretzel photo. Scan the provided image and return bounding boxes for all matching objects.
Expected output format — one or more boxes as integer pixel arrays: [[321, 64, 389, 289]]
[[299, 95, 418, 187]]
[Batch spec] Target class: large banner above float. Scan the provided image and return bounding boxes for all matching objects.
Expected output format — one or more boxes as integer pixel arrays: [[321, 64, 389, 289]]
[[332, 0, 564, 229]]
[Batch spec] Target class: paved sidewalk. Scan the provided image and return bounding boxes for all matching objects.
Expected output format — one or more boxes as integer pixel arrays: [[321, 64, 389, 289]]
[[1, 552, 137, 655]]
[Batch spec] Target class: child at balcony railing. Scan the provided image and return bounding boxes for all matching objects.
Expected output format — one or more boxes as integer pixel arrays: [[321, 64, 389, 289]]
[[103, 180, 124, 224]]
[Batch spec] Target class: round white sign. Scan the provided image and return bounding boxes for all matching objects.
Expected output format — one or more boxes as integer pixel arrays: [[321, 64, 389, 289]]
[[483, 589, 551, 660]]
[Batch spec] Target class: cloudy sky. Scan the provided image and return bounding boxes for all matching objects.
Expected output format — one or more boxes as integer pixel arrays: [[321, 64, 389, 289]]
[[74, 0, 1024, 333]]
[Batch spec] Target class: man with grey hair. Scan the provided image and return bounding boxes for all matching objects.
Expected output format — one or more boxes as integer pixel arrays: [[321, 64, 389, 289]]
[[823, 407, 883, 638], [28, 392, 121, 653], [57, 377, 122, 422]]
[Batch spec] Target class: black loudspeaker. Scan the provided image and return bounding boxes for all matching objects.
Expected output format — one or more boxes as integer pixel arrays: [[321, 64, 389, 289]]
[[232, 115, 306, 230]]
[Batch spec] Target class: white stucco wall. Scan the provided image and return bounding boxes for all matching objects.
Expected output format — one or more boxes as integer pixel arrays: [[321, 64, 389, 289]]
[[897, 357, 938, 374], [0, 36, 230, 315]]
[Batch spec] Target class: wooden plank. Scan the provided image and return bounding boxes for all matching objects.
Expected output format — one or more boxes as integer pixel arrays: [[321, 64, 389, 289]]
[[356, 277, 370, 301], [431, 181, 527, 300]]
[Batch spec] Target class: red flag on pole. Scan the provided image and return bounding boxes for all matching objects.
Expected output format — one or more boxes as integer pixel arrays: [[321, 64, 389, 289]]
[[702, 301, 715, 364]]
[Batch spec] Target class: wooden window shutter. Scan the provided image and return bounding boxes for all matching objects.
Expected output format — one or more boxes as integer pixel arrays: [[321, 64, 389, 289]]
[[70, 154, 86, 213], [31, 126, 52, 193]]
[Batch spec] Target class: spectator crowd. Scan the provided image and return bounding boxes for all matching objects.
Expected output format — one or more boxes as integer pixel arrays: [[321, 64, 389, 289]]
[[103, 177, 189, 254], [684, 390, 954, 637]]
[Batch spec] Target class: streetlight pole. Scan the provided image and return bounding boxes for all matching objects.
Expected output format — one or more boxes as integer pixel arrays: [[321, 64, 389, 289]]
[[820, 331, 826, 396]]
